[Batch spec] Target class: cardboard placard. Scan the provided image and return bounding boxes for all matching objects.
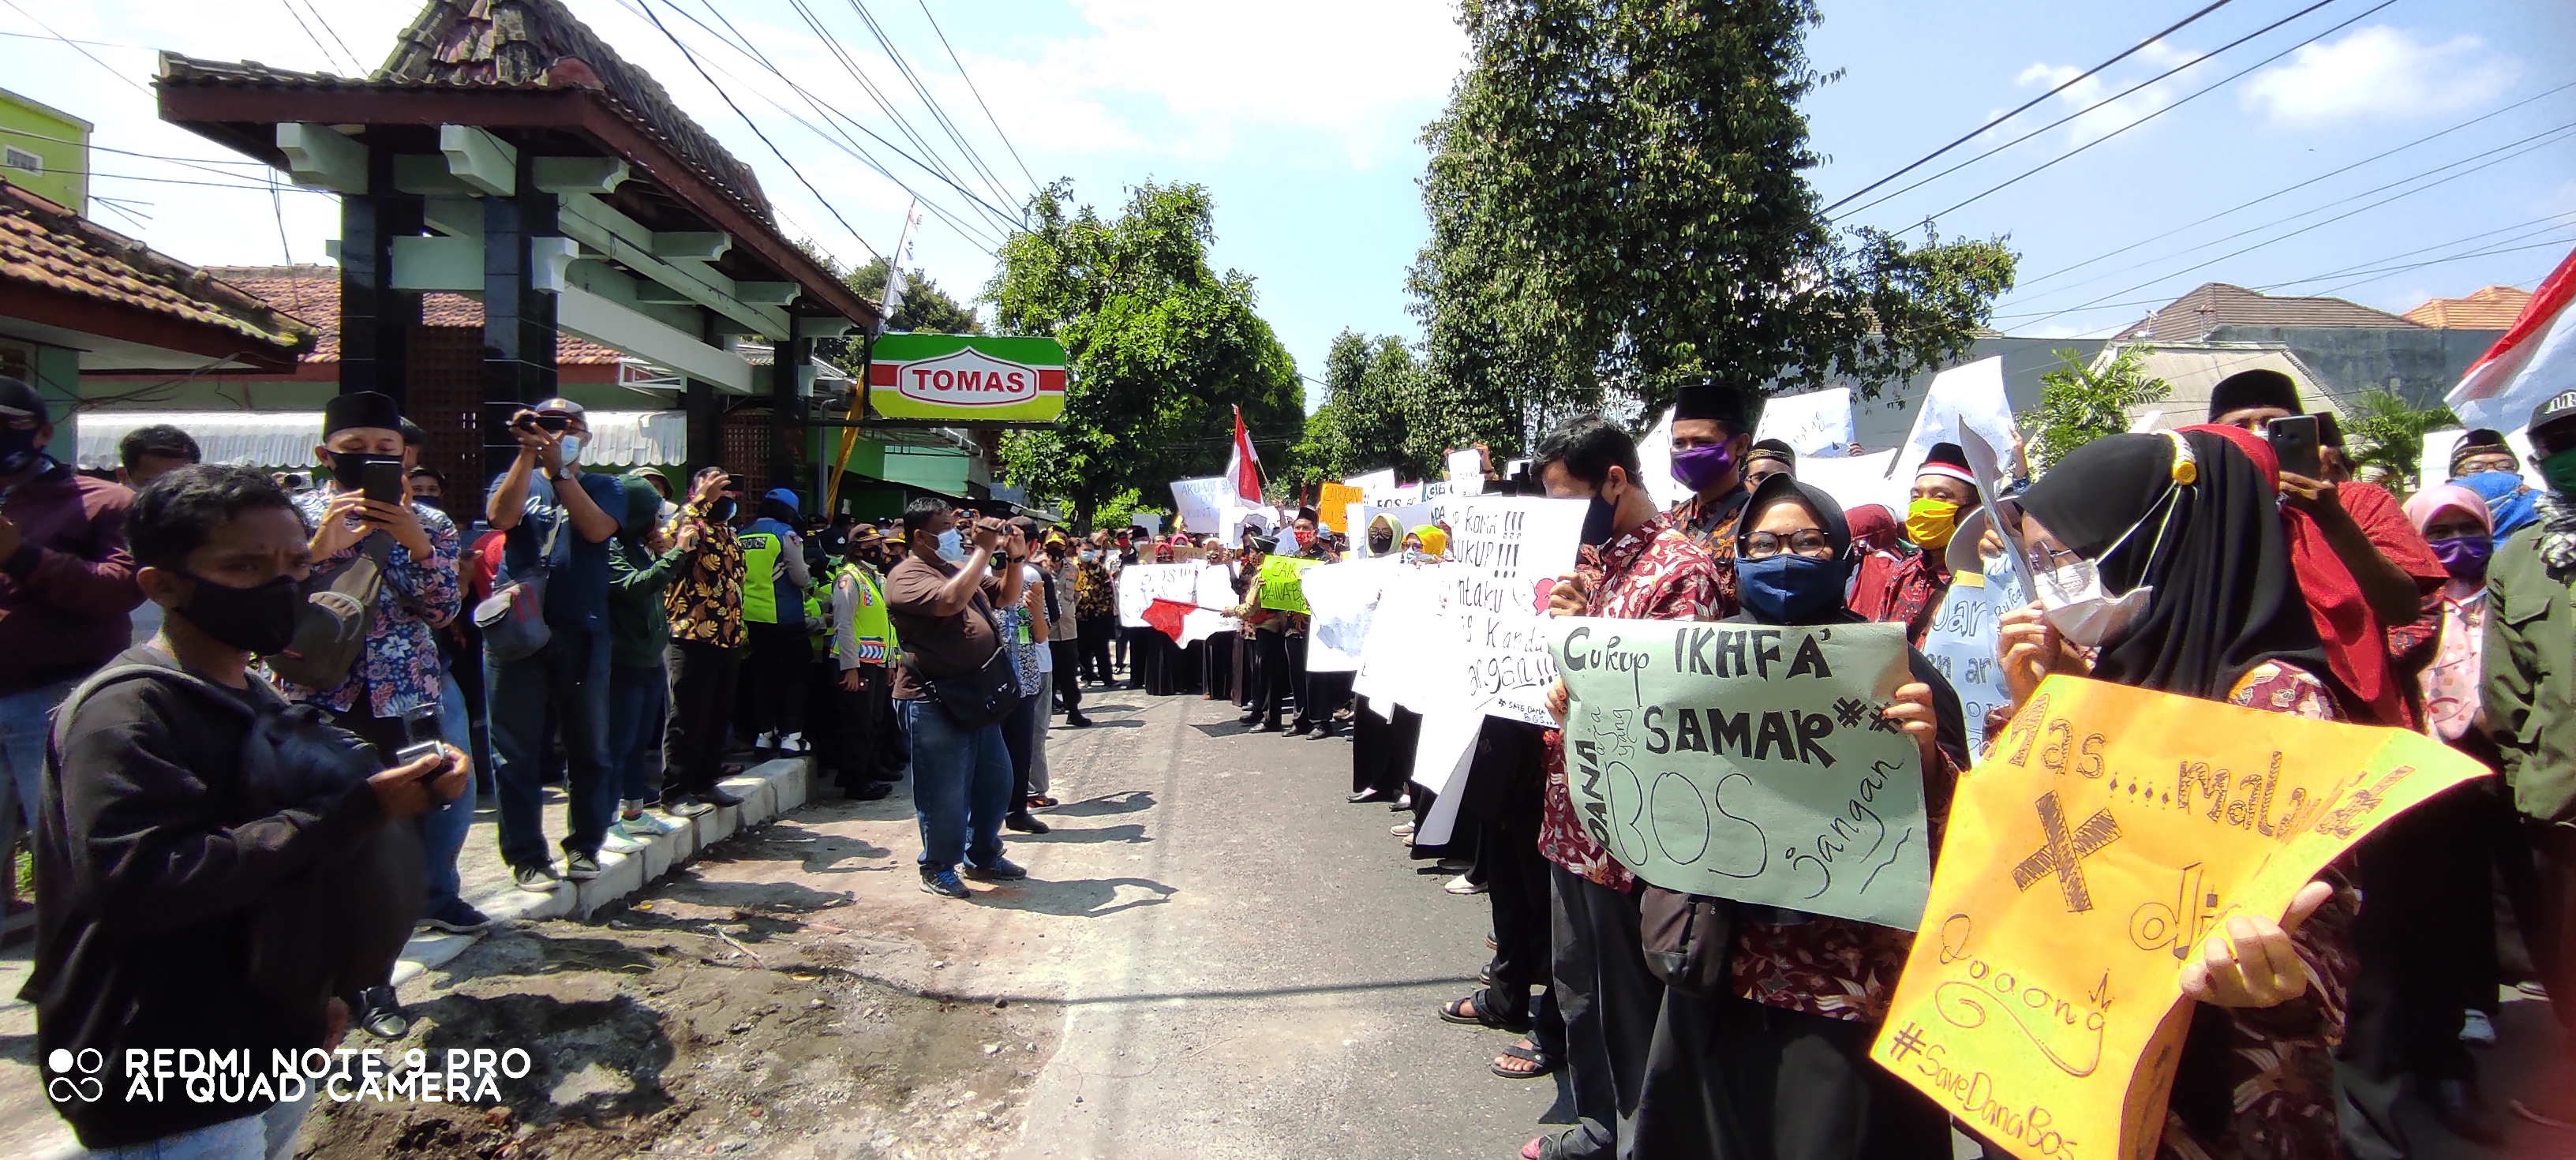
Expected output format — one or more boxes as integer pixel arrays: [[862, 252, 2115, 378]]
[[1439, 497, 1588, 725], [1548, 619, 1932, 929], [1117, 563, 1208, 628], [1318, 482, 1363, 533], [1869, 675, 2490, 1160], [1255, 554, 1321, 613], [1301, 556, 1398, 673]]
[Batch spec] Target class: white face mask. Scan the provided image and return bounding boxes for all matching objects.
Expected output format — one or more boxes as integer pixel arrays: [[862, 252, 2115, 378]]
[[937, 528, 964, 561], [558, 433, 585, 465], [2034, 496, 2174, 648]]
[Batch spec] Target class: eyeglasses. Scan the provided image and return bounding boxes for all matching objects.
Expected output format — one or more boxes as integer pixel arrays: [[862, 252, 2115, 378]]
[[2026, 542, 2083, 574], [1741, 529, 1835, 559]]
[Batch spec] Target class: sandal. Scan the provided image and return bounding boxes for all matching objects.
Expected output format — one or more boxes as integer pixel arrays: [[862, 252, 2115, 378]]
[[1440, 989, 1533, 1032], [1491, 1039, 1559, 1080], [1521, 1137, 1546, 1160], [1026, 795, 1059, 809]]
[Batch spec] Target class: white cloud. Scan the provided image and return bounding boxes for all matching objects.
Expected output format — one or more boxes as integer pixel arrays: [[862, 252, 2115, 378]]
[[2005, 40, 2205, 148], [2241, 25, 2520, 126]]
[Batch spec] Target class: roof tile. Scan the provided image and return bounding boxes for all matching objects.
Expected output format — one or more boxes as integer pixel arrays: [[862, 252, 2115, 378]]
[[2113, 283, 2424, 342], [202, 264, 621, 365], [0, 179, 313, 357], [2399, 285, 2531, 330]]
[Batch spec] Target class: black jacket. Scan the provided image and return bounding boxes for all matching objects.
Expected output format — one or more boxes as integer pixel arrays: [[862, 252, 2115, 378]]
[[21, 647, 385, 1149]]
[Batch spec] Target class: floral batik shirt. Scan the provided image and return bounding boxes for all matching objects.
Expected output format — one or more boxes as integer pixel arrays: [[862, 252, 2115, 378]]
[[274, 488, 460, 719], [664, 497, 744, 649], [1667, 488, 1749, 613], [1537, 513, 1724, 890]]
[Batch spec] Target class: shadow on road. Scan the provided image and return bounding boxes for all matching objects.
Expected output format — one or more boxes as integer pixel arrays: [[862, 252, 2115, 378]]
[[978, 875, 1175, 919], [1014, 822, 1151, 845], [1046, 790, 1157, 818]]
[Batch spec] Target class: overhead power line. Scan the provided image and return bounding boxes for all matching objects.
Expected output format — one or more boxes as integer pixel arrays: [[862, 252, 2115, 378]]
[[631, 0, 884, 265], [1822, 0, 2238, 214], [842, 0, 1024, 215], [917, 0, 1042, 196], [0, 0, 148, 93], [2012, 78, 2576, 292], [1896, 0, 2406, 230]]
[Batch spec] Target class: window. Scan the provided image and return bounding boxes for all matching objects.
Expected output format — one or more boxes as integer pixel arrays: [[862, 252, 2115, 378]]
[[2, 146, 39, 175]]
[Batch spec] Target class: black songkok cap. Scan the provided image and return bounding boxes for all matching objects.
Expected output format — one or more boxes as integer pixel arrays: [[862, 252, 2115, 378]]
[[1747, 438, 1796, 465], [323, 391, 403, 437], [2205, 369, 2302, 420], [1672, 382, 1754, 427]]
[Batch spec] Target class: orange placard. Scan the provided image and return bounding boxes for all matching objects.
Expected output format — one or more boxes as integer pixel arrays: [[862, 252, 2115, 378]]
[[1318, 483, 1361, 533], [1869, 675, 2488, 1160]]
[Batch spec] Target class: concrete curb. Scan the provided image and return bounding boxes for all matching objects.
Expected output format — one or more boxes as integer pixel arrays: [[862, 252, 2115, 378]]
[[390, 755, 812, 989]]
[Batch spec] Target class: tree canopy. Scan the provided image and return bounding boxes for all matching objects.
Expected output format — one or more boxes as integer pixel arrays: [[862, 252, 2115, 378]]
[[845, 257, 983, 335], [1410, 0, 2019, 447], [2022, 345, 2170, 470], [1288, 331, 1442, 485], [987, 180, 1303, 526]]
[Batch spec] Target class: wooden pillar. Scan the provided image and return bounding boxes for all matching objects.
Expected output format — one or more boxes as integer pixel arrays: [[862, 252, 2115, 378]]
[[481, 155, 559, 487], [340, 139, 423, 406], [768, 335, 811, 496], [685, 376, 719, 481]]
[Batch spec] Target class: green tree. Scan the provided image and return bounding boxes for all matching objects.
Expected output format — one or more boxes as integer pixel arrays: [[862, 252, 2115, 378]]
[[987, 180, 1304, 527], [1288, 331, 1441, 485], [2022, 346, 2170, 470], [845, 257, 984, 336], [1410, 0, 2018, 439], [2340, 387, 2459, 488]]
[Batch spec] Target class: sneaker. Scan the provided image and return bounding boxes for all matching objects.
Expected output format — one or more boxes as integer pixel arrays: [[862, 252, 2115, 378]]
[[564, 851, 603, 881], [356, 986, 409, 1039], [623, 810, 685, 835], [754, 732, 778, 756], [1005, 811, 1051, 834], [701, 785, 746, 808], [964, 858, 1028, 881], [1065, 713, 1093, 728], [780, 732, 807, 754], [417, 896, 492, 934], [661, 794, 714, 817], [511, 863, 561, 892], [601, 822, 650, 854], [2460, 1008, 2498, 1046], [1445, 874, 1488, 896], [919, 868, 971, 899]]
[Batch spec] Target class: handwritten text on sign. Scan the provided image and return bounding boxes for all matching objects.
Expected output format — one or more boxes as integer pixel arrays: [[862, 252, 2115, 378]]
[[1442, 497, 1586, 726], [1919, 570, 2019, 753], [1117, 563, 1209, 629], [1867, 675, 2488, 1160], [1547, 619, 1933, 929]]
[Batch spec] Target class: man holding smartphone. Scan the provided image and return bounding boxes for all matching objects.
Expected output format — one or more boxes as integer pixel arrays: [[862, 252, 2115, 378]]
[[484, 398, 623, 893], [885, 500, 1025, 900], [275, 394, 470, 1028]]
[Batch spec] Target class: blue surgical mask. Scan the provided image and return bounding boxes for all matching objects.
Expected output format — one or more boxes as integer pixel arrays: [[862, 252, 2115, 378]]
[[1735, 553, 1846, 623], [937, 529, 964, 561]]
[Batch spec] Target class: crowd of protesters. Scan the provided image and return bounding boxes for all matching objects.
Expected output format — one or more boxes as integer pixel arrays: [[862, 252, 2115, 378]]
[[10, 364, 2576, 1159]]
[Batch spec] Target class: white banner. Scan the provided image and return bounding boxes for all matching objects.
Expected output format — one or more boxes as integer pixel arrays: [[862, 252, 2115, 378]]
[[1116, 563, 1209, 628], [1635, 406, 1681, 512], [1168, 477, 1230, 540], [1299, 556, 1398, 673], [1890, 356, 2016, 483], [1755, 387, 1855, 456], [1438, 497, 1588, 725], [1342, 467, 1398, 496], [1445, 448, 1487, 496]]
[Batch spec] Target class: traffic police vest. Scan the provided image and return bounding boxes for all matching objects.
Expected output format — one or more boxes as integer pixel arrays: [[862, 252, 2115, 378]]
[[739, 533, 783, 624]]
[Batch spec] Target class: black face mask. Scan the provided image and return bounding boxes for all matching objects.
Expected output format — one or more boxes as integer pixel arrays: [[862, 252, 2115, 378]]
[[0, 427, 43, 477], [327, 451, 399, 492], [1580, 492, 1620, 547], [177, 572, 301, 654]]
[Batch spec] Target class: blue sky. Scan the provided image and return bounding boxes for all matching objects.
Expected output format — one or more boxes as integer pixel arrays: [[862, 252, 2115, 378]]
[[7, 0, 2572, 411]]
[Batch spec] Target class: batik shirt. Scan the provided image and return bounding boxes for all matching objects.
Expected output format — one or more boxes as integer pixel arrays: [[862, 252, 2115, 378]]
[[1668, 488, 1749, 613], [275, 488, 460, 719], [1852, 550, 1951, 645], [663, 497, 744, 649], [1536, 513, 1724, 890], [1076, 556, 1116, 619]]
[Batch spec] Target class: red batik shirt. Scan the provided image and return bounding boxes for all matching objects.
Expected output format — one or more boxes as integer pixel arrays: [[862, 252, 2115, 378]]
[[1537, 513, 1725, 889]]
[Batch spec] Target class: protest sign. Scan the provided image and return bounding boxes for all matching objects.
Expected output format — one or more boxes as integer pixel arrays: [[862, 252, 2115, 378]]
[[1635, 407, 1680, 511], [1118, 563, 1208, 628], [1919, 571, 2012, 753], [1446, 448, 1488, 496], [1255, 554, 1321, 613], [1548, 619, 1931, 928], [1301, 557, 1396, 672], [1440, 497, 1586, 725], [1346, 500, 1439, 557], [1342, 467, 1398, 496], [1892, 357, 2016, 483], [1758, 387, 1856, 455], [1318, 482, 1362, 533], [1796, 447, 1908, 517], [1352, 563, 1453, 709], [1169, 477, 1230, 537], [1868, 675, 2490, 1160]]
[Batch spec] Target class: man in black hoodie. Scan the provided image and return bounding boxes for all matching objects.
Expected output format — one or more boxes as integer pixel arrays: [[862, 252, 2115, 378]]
[[21, 465, 463, 1154]]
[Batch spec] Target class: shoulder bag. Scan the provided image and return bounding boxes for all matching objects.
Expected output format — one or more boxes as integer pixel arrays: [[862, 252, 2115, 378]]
[[907, 590, 1020, 730], [474, 507, 564, 664]]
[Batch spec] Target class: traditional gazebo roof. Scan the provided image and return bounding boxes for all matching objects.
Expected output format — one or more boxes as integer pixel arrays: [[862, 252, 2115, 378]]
[[0, 178, 314, 372]]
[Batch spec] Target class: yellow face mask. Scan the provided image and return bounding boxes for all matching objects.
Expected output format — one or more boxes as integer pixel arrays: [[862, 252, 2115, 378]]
[[1905, 497, 1960, 549]]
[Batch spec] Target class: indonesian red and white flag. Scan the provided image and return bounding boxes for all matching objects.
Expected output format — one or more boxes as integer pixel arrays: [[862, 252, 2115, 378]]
[[2447, 246, 2576, 428], [1226, 406, 1262, 503]]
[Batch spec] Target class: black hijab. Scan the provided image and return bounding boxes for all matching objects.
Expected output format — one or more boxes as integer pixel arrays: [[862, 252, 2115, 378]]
[[1727, 473, 1969, 769], [2015, 431, 2331, 702]]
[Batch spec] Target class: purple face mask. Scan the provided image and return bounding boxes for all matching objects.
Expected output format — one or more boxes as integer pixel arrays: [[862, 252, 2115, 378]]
[[2426, 534, 2492, 580], [1672, 443, 1735, 492]]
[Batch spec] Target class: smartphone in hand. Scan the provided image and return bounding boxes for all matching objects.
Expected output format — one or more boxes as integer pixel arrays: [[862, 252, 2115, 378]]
[[2267, 414, 2323, 479], [363, 458, 406, 507], [395, 705, 448, 770]]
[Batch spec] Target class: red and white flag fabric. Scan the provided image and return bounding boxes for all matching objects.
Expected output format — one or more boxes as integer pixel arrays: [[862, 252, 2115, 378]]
[[1226, 406, 1262, 503], [2447, 246, 2576, 428]]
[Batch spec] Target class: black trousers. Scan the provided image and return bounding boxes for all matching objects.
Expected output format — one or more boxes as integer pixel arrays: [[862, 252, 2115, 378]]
[[1351, 699, 1422, 797], [831, 668, 885, 790], [320, 708, 426, 1006], [1296, 669, 1350, 732], [742, 621, 809, 739], [873, 678, 907, 780], [662, 639, 743, 800], [1544, 866, 1664, 1160], [2336, 783, 2499, 1158], [1245, 631, 1291, 725], [1076, 616, 1117, 682], [1629, 992, 1951, 1160], [2529, 817, 2576, 1041], [1050, 640, 1082, 713], [1001, 691, 1037, 814]]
